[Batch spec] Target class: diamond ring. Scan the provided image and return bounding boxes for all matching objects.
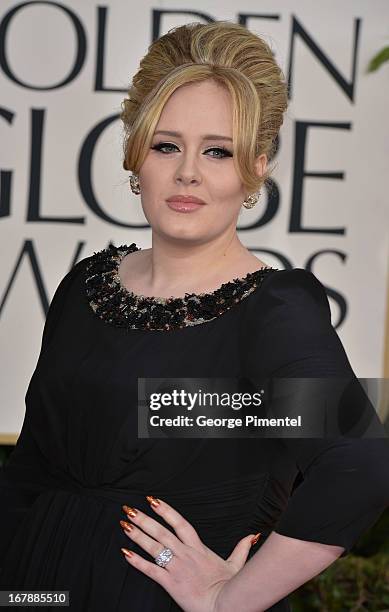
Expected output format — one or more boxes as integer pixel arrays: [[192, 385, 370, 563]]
[[154, 547, 174, 568]]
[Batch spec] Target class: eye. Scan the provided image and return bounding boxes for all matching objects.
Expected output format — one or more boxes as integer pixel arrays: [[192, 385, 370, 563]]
[[151, 142, 178, 154], [205, 147, 233, 159], [151, 142, 232, 159]]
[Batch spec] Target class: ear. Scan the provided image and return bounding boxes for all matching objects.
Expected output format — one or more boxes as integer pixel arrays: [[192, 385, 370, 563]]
[[242, 153, 268, 202], [254, 153, 267, 180]]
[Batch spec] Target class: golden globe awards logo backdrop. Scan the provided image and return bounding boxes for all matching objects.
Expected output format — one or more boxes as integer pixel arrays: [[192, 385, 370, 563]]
[[1, 1, 388, 438]]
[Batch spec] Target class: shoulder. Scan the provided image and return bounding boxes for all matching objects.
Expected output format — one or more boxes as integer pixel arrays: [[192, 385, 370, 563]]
[[251, 267, 332, 324], [51, 254, 93, 300], [261, 266, 327, 297], [39, 254, 93, 354], [44, 249, 103, 319], [242, 267, 352, 376], [59, 242, 131, 290], [84, 243, 138, 278]]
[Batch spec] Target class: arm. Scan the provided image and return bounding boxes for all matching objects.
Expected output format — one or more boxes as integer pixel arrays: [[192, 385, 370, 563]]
[[216, 530, 344, 612], [216, 435, 389, 612], [230, 268, 389, 610], [0, 257, 88, 567]]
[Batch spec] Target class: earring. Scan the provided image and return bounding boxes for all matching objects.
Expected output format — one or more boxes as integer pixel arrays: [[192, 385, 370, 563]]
[[129, 173, 141, 195], [242, 190, 260, 209]]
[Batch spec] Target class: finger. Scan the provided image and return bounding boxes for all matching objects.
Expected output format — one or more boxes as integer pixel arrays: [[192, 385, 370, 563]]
[[145, 496, 204, 550], [120, 519, 177, 563], [122, 505, 185, 556], [120, 547, 171, 589], [227, 534, 260, 569]]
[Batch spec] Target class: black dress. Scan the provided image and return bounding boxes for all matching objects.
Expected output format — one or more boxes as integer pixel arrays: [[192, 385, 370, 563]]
[[1, 243, 388, 612]]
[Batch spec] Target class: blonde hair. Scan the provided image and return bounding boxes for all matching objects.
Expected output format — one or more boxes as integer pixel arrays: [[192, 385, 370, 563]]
[[120, 21, 288, 195]]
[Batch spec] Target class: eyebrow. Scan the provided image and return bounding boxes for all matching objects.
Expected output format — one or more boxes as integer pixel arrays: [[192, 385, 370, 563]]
[[154, 130, 233, 142]]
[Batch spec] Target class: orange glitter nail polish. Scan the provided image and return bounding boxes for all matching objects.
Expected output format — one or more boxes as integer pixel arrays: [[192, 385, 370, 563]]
[[146, 495, 160, 507], [122, 505, 137, 517], [120, 520, 134, 532], [251, 532, 261, 546]]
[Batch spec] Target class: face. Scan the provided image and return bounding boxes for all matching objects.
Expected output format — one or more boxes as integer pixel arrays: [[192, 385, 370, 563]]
[[138, 79, 267, 246]]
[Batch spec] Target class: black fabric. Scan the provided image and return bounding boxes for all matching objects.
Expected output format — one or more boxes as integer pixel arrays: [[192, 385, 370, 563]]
[[1, 256, 388, 612]]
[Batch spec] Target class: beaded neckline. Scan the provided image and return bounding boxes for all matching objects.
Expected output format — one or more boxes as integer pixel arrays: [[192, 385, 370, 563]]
[[85, 243, 278, 331]]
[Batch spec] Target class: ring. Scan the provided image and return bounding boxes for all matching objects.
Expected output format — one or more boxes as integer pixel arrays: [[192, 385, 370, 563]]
[[154, 547, 174, 568]]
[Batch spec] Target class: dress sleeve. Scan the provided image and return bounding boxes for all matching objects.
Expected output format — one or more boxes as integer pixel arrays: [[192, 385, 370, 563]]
[[243, 268, 389, 558], [0, 258, 88, 565]]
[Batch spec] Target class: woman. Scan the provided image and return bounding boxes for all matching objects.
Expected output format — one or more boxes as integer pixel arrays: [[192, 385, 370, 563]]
[[1, 21, 388, 612]]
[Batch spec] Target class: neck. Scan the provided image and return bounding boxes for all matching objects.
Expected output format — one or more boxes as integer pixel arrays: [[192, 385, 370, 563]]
[[143, 232, 251, 295]]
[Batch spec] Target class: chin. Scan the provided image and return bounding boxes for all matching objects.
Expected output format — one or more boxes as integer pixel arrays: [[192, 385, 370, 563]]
[[157, 229, 208, 244]]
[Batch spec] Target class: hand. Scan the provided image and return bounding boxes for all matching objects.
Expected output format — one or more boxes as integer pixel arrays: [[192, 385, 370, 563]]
[[119, 496, 260, 612]]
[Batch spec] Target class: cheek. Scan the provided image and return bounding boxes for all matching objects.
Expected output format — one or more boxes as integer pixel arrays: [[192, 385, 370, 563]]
[[212, 178, 244, 204], [207, 165, 242, 193], [138, 164, 162, 202], [138, 159, 155, 187]]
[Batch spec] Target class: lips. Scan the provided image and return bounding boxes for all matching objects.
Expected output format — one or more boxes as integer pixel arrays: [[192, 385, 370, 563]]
[[166, 199, 204, 213], [166, 195, 206, 204]]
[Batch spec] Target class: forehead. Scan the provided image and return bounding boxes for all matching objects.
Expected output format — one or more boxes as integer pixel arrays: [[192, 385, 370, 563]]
[[156, 80, 233, 135]]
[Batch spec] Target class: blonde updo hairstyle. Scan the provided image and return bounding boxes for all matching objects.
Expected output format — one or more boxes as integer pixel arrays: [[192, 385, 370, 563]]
[[120, 21, 288, 196]]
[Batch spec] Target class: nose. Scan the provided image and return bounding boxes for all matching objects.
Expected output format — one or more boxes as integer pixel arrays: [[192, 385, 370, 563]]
[[174, 154, 201, 185]]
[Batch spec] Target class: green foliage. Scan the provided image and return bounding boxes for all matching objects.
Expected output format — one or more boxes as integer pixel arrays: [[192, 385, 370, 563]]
[[290, 510, 389, 611], [290, 552, 389, 611], [367, 46, 389, 73]]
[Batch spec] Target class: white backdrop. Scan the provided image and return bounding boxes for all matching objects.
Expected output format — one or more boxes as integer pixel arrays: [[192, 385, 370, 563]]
[[1, 0, 388, 439]]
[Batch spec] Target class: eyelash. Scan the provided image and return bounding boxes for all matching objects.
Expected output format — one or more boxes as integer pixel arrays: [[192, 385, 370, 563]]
[[151, 142, 233, 159]]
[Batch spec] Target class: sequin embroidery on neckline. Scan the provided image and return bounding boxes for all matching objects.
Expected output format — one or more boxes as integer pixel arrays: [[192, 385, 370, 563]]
[[85, 243, 278, 332]]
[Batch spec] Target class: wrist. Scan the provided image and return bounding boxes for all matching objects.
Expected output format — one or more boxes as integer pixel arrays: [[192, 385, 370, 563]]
[[213, 571, 267, 612], [213, 577, 238, 612]]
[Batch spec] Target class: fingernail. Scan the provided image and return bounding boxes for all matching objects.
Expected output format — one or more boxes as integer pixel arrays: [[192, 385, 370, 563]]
[[251, 532, 261, 546], [122, 505, 138, 518], [120, 520, 134, 532], [121, 547, 133, 558], [146, 495, 160, 507]]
